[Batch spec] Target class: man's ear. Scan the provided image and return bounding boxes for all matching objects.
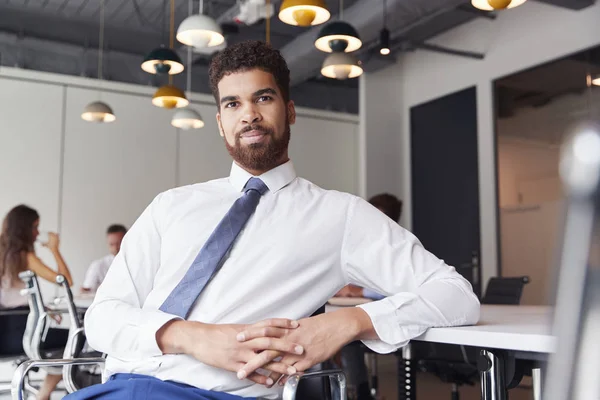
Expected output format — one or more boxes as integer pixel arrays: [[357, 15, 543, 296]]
[[216, 113, 224, 138], [287, 101, 296, 125]]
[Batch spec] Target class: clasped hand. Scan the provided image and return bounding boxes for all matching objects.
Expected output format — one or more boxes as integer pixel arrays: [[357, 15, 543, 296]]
[[234, 311, 357, 388], [169, 308, 364, 388]]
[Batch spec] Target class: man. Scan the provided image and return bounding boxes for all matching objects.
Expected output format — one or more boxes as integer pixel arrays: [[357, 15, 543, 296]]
[[70, 41, 479, 400], [80, 224, 127, 293]]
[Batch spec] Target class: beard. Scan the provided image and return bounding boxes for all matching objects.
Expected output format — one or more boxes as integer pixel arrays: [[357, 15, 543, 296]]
[[225, 120, 290, 172]]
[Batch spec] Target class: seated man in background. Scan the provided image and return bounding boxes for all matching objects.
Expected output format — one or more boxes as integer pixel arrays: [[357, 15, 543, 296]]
[[67, 41, 479, 400], [80, 224, 126, 293]]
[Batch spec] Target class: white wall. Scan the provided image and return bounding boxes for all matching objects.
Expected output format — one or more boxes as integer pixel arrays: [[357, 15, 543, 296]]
[[360, 1, 600, 286], [497, 137, 561, 207], [0, 67, 359, 294]]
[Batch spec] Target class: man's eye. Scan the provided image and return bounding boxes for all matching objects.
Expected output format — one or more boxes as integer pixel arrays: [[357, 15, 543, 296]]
[[225, 102, 238, 108], [257, 96, 272, 102]]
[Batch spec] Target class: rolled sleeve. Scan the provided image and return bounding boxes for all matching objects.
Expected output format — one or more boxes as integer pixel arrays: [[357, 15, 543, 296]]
[[341, 197, 480, 353]]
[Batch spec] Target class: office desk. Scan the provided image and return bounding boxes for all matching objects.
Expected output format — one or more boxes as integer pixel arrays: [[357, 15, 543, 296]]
[[327, 303, 554, 400], [411, 305, 554, 400]]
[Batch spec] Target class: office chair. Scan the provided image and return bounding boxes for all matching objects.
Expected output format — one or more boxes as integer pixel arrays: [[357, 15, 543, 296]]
[[0, 307, 34, 396], [13, 272, 102, 397], [12, 304, 347, 400], [481, 276, 530, 305], [417, 276, 530, 400]]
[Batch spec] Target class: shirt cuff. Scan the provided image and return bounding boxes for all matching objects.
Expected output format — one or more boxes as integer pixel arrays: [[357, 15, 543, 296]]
[[140, 310, 183, 357], [356, 293, 428, 354]]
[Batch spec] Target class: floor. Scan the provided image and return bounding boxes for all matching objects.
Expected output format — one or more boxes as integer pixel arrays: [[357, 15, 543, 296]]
[[1, 354, 533, 400]]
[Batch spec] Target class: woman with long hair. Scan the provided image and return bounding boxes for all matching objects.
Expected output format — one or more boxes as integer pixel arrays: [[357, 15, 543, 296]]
[[0, 204, 74, 400]]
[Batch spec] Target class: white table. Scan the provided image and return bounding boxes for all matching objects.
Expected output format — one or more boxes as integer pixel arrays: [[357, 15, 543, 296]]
[[413, 305, 555, 354], [327, 302, 555, 400]]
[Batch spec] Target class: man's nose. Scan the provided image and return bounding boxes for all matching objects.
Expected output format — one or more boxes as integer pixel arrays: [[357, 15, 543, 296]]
[[241, 104, 262, 125]]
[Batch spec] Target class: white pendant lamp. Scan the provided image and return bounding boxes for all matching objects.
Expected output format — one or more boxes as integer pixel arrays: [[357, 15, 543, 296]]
[[471, 0, 527, 10], [82, 101, 116, 123], [82, 0, 115, 123], [177, 0, 224, 48], [172, 0, 205, 130], [321, 52, 363, 80], [172, 108, 205, 129]]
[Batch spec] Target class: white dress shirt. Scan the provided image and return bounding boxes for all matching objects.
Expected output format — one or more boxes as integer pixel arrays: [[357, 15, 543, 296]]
[[81, 254, 114, 292], [85, 160, 480, 399]]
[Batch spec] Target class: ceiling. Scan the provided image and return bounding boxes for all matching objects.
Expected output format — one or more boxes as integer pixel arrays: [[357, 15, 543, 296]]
[[0, 0, 595, 113], [496, 44, 600, 145]]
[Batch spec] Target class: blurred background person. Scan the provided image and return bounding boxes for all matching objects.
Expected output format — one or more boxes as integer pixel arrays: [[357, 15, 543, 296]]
[[0, 204, 74, 400], [80, 224, 126, 293]]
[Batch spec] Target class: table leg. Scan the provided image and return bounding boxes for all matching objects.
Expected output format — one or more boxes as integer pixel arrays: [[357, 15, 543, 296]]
[[532, 367, 542, 400], [398, 343, 416, 400], [478, 349, 508, 400]]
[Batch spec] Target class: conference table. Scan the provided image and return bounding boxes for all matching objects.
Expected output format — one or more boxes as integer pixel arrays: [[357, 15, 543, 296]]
[[326, 300, 555, 400]]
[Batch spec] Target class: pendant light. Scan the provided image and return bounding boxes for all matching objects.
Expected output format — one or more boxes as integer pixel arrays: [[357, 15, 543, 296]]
[[172, 0, 204, 129], [315, 0, 361, 53], [153, 0, 189, 109], [141, 46, 184, 75], [471, 0, 527, 10], [379, 0, 390, 56], [142, 0, 184, 74], [592, 76, 600, 86], [177, 0, 224, 49], [278, 0, 330, 27], [82, 0, 115, 123], [321, 52, 363, 80]]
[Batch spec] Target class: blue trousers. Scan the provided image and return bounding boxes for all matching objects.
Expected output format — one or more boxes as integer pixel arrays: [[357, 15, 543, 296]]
[[64, 373, 256, 400]]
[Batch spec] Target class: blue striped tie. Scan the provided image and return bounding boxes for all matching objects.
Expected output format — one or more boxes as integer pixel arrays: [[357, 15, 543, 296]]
[[159, 177, 269, 319]]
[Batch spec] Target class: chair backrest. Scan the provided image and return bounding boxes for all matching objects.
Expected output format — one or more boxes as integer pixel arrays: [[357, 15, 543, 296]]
[[481, 276, 530, 305], [18, 271, 46, 360]]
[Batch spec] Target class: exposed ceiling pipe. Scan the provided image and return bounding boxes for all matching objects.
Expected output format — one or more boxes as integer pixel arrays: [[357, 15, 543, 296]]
[[279, 0, 469, 86]]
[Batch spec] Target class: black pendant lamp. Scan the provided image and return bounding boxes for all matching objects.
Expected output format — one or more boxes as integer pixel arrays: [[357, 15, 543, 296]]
[[141, 0, 184, 75], [379, 0, 390, 56], [314, 0, 361, 53], [142, 46, 184, 75]]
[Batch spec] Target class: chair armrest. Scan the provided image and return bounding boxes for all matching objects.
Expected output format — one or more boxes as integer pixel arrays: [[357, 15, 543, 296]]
[[11, 358, 105, 400], [282, 369, 346, 400]]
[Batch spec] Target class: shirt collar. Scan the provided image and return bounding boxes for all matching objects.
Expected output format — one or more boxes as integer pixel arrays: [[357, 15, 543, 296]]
[[229, 160, 297, 194]]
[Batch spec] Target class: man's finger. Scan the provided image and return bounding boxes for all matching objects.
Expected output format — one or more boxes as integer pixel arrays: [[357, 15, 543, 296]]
[[236, 327, 291, 342], [243, 337, 304, 355], [246, 372, 274, 387], [260, 360, 298, 376], [237, 350, 294, 381], [245, 318, 299, 331], [290, 358, 314, 373]]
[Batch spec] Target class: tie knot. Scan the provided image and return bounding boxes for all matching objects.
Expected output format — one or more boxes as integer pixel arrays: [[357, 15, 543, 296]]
[[244, 177, 268, 195]]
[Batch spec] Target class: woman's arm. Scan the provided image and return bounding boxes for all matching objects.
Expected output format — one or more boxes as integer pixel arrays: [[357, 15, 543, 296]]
[[26, 232, 73, 286]]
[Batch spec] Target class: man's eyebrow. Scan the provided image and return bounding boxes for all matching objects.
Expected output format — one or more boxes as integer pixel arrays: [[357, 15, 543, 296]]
[[220, 95, 239, 104], [253, 88, 278, 97]]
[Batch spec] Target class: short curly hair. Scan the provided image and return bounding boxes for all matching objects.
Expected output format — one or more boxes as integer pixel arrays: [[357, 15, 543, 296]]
[[368, 193, 403, 222], [208, 40, 290, 108]]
